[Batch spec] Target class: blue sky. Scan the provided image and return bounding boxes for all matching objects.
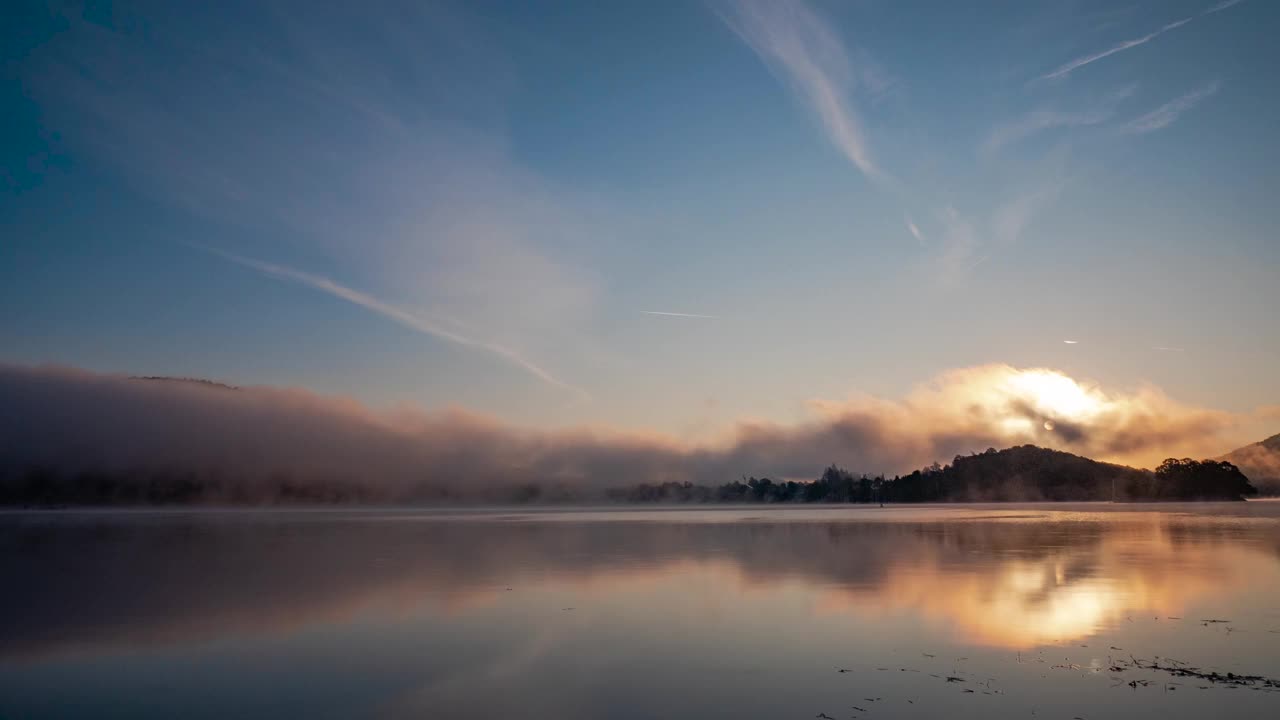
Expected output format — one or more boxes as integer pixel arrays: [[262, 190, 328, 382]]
[[2, 0, 1278, 448]]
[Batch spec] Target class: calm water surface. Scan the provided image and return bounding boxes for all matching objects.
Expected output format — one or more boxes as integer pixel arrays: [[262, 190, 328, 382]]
[[3, 503, 1280, 718]]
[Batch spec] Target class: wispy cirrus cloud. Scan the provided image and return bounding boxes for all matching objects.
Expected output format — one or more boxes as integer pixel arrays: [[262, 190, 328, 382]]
[[983, 109, 1112, 155], [718, 0, 886, 185], [1122, 81, 1220, 134], [640, 311, 720, 320], [1039, 0, 1248, 82], [1039, 16, 1192, 81], [983, 84, 1136, 155], [931, 206, 986, 281], [721, 0, 1070, 284], [924, 178, 1061, 283], [991, 184, 1062, 247], [29, 3, 605, 398], [208, 249, 590, 400], [1204, 0, 1247, 15], [905, 217, 925, 245]]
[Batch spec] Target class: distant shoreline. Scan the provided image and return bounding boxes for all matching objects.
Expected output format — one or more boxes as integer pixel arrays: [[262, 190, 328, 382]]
[[7, 491, 1269, 509]]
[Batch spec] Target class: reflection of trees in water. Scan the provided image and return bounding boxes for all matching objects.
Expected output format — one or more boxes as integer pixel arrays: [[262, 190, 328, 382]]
[[2, 513, 1276, 659]]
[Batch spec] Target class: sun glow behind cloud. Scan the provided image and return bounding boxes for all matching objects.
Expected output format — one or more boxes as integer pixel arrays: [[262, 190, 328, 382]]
[[1005, 369, 1107, 423], [2, 362, 1265, 501]]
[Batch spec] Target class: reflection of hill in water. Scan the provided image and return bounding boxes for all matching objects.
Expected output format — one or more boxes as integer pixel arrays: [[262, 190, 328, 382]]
[[3, 508, 1278, 659]]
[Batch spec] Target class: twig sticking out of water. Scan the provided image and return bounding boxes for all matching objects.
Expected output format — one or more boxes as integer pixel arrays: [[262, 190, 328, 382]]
[[1131, 658, 1280, 689]]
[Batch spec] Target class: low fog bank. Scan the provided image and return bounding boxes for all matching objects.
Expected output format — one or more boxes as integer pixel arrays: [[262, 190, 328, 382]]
[[1221, 434, 1280, 495], [0, 364, 1252, 504]]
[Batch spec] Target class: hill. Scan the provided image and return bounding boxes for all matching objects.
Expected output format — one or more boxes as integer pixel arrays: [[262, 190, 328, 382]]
[[1219, 433, 1280, 496], [924, 445, 1152, 502], [613, 445, 1256, 504]]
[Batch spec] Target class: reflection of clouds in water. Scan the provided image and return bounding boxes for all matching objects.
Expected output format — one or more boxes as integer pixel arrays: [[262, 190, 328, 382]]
[[2, 510, 1278, 661], [812, 541, 1246, 648]]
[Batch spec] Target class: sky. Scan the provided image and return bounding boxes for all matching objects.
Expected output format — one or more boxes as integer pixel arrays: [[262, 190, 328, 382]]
[[2, 0, 1278, 473]]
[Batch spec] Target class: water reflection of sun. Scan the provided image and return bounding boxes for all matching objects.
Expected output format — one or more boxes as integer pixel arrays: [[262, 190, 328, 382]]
[[810, 536, 1252, 649], [421, 521, 1269, 651]]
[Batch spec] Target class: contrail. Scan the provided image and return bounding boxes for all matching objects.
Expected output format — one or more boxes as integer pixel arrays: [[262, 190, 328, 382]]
[[1035, 0, 1244, 107], [1039, 17, 1191, 81], [199, 245, 590, 400], [1204, 0, 1245, 15], [640, 311, 720, 319]]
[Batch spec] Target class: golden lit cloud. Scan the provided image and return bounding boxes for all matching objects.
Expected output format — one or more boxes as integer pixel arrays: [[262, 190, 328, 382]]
[[0, 363, 1269, 502], [804, 364, 1250, 469]]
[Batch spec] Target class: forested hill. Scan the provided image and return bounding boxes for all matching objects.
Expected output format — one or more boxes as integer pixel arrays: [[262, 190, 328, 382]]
[[1220, 432, 1280, 496], [610, 445, 1257, 504], [1, 444, 1257, 506], [929, 445, 1151, 502]]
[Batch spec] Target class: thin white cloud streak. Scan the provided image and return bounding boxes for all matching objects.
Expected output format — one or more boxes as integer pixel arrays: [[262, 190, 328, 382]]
[[719, 0, 885, 185], [926, 182, 1059, 283], [906, 217, 925, 245], [1040, 16, 1192, 81], [1122, 81, 1220, 134], [983, 84, 1135, 156], [1063, 340, 1079, 344], [640, 311, 720, 319], [1204, 0, 1246, 15], [29, 4, 606, 401], [208, 248, 590, 400], [983, 109, 1111, 155]]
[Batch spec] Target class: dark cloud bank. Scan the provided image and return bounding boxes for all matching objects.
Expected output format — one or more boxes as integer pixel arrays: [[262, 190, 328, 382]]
[[0, 364, 1240, 504]]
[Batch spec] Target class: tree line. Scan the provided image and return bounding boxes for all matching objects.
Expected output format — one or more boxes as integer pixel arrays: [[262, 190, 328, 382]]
[[1, 444, 1258, 506], [607, 446, 1257, 504]]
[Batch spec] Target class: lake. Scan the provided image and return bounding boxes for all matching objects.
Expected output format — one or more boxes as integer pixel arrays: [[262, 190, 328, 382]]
[[3, 503, 1280, 718]]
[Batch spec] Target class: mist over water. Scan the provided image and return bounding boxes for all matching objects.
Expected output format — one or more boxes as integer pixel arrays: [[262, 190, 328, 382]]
[[0, 364, 1259, 504], [3, 504, 1280, 718]]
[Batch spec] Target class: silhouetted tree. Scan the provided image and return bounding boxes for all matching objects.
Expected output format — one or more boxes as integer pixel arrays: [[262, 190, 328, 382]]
[[1149, 458, 1256, 500]]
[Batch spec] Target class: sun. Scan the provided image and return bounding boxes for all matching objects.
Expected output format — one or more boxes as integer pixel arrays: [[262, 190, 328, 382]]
[[1005, 370, 1105, 422]]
